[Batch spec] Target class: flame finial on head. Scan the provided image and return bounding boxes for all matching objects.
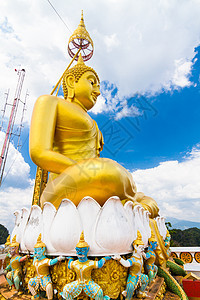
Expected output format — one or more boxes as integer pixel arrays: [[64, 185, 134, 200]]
[[34, 233, 46, 249], [133, 230, 144, 246], [5, 235, 10, 246], [76, 231, 89, 248], [10, 235, 19, 248], [149, 229, 156, 243]]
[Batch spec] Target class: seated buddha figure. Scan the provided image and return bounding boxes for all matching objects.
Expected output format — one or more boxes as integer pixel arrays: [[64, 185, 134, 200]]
[[29, 54, 158, 218]]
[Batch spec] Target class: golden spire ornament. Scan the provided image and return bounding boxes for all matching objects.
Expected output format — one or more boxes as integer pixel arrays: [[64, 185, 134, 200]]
[[68, 10, 94, 61], [51, 10, 94, 96]]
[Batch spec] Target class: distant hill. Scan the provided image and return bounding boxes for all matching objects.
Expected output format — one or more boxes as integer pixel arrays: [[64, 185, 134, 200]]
[[165, 217, 200, 230], [170, 227, 200, 247]]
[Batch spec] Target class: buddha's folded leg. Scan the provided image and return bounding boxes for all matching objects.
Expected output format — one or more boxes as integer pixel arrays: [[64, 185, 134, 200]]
[[40, 158, 137, 209]]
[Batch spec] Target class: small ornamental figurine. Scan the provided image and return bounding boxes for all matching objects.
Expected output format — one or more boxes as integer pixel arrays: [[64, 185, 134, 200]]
[[61, 231, 111, 300], [164, 230, 171, 256], [5, 235, 28, 295], [4, 235, 11, 252], [113, 231, 149, 299], [4, 235, 11, 263], [143, 230, 158, 285], [28, 234, 65, 300]]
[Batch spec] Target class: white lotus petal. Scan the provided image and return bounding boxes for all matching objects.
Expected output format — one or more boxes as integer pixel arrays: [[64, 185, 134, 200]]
[[11, 210, 22, 242], [124, 201, 137, 242], [138, 208, 151, 247], [143, 210, 151, 240], [156, 217, 162, 238], [18, 208, 29, 252], [77, 197, 101, 253], [23, 205, 43, 252], [160, 216, 167, 240], [50, 199, 82, 254], [42, 202, 57, 254], [95, 196, 132, 254], [133, 205, 146, 244]]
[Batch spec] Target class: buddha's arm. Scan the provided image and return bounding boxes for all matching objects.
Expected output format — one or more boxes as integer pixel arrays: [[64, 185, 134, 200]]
[[29, 95, 76, 174]]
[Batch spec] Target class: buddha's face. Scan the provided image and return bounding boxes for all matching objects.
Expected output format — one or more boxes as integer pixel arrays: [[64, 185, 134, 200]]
[[74, 71, 100, 110]]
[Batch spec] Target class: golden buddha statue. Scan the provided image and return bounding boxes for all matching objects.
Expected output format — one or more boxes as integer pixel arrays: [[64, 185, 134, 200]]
[[29, 13, 159, 219], [30, 55, 137, 210]]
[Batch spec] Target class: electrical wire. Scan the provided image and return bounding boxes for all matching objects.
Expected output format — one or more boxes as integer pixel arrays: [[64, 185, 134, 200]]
[[46, 0, 72, 33]]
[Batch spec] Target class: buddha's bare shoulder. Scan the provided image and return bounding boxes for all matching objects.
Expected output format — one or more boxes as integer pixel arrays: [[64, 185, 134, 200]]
[[35, 95, 72, 107], [35, 94, 62, 104]]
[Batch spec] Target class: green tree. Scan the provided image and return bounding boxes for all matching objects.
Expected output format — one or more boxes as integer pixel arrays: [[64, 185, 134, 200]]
[[0, 224, 9, 244], [170, 227, 200, 247]]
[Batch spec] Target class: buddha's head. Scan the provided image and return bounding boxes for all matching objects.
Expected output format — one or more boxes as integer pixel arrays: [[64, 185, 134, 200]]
[[63, 54, 100, 111]]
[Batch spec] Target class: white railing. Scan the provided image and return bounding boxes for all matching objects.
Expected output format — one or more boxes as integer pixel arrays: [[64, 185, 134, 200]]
[[170, 247, 200, 264], [171, 247, 200, 276]]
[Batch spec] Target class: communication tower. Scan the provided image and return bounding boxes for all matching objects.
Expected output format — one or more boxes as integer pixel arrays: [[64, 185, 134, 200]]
[[0, 69, 28, 186]]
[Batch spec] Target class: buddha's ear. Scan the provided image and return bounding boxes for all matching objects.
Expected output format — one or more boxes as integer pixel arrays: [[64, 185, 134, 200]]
[[65, 74, 75, 99]]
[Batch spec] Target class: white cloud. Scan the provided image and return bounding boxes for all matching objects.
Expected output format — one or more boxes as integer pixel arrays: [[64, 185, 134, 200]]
[[90, 95, 107, 114], [0, 132, 31, 188], [104, 33, 120, 53], [0, 131, 34, 232], [0, 0, 200, 121], [172, 59, 193, 88], [132, 146, 200, 222], [0, 184, 33, 233]]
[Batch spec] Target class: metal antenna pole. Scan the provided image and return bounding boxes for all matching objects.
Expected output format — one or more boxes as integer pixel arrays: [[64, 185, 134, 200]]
[[17, 90, 29, 151], [0, 69, 26, 186], [0, 90, 10, 132]]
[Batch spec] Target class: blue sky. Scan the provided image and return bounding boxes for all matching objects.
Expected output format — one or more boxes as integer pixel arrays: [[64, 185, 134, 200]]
[[92, 47, 200, 170], [0, 0, 200, 232]]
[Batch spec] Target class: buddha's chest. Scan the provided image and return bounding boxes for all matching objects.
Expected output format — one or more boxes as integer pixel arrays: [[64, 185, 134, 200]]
[[56, 101, 93, 131]]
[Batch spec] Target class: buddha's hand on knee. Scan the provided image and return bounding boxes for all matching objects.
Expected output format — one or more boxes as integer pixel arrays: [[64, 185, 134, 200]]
[[112, 255, 121, 261]]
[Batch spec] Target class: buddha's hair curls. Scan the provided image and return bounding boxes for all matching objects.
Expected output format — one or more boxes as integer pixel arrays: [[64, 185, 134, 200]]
[[62, 61, 100, 99]]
